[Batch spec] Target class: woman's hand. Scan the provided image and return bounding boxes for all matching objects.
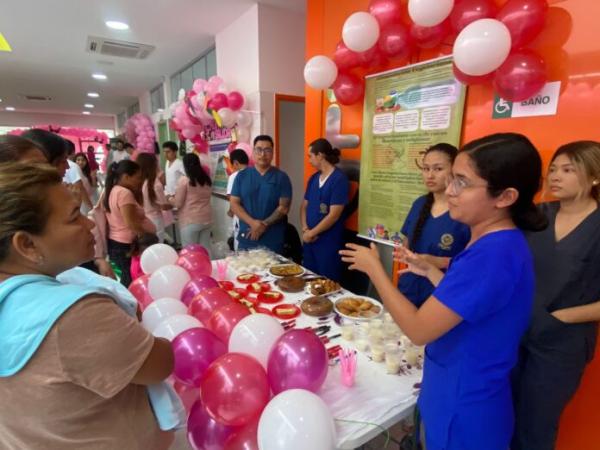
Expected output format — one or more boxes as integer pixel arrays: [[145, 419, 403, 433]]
[[302, 229, 318, 243], [339, 242, 382, 275], [394, 246, 434, 278]]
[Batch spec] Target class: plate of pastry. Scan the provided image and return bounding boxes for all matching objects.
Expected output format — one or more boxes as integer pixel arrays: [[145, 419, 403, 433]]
[[305, 278, 342, 296], [269, 263, 305, 278], [334, 296, 383, 321]]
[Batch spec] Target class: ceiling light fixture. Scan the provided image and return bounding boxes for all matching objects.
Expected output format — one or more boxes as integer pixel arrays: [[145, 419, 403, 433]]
[[5, 106, 15, 111], [92, 73, 107, 80], [84, 103, 95, 108], [82, 111, 91, 115], [157, 108, 164, 112], [105, 21, 129, 31], [87, 92, 100, 98]]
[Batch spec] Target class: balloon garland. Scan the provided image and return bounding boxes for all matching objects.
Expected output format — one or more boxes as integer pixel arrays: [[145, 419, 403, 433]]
[[123, 113, 156, 154], [304, 0, 551, 103]]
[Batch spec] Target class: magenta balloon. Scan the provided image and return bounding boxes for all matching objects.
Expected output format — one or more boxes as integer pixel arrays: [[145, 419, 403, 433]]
[[368, 0, 404, 28], [332, 73, 365, 106], [267, 329, 329, 394], [207, 303, 250, 344], [189, 287, 232, 324], [128, 274, 153, 310], [227, 91, 245, 111], [450, 0, 497, 33], [172, 327, 227, 387], [497, 0, 548, 49], [208, 92, 228, 111], [493, 49, 547, 101], [177, 252, 212, 279], [180, 244, 210, 259], [410, 21, 450, 49], [378, 23, 412, 59], [333, 40, 361, 71], [181, 276, 219, 306], [187, 400, 234, 450], [201, 353, 270, 427]]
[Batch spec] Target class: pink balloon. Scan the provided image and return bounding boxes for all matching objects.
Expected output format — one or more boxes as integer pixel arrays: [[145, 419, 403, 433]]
[[173, 327, 227, 387], [128, 274, 153, 310], [174, 380, 200, 413], [207, 303, 250, 344], [223, 419, 259, 450], [333, 40, 361, 71], [200, 353, 270, 427], [189, 287, 233, 323], [267, 329, 328, 395], [181, 244, 210, 259], [208, 92, 228, 111], [450, 0, 497, 32], [378, 23, 412, 59], [227, 91, 245, 111], [193, 79, 208, 93], [493, 49, 547, 102], [177, 252, 212, 278], [368, 0, 404, 28], [410, 21, 450, 49], [497, 0, 548, 49], [332, 73, 365, 106], [357, 45, 387, 68], [181, 276, 220, 306], [188, 399, 234, 450], [453, 63, 495, 85]]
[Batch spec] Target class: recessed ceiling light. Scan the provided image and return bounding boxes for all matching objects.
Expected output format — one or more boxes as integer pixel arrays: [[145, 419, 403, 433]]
[[5, 106, 15, 111], [92, 73, 107, 80], [82, 111, 91, 115], [0, 98, 2, 102], [157, 108, 164, 112], [84, 103, 95, 108], [105, 21, 129, 31], [87, 92, 100, 98]]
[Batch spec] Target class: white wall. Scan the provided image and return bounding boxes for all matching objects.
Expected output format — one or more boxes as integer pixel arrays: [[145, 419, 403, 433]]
[[0, 110, 115, 130]]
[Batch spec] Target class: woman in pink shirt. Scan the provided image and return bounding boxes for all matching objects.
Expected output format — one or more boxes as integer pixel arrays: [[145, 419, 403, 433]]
[[104, 160, 156, 286], [169, 153, 213, 253], [136, 153, 172, 243]]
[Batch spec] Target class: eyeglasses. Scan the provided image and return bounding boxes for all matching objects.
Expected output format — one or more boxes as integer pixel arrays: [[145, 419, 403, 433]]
[[254, 147, 273, 154], [445, 174, 489, 195]]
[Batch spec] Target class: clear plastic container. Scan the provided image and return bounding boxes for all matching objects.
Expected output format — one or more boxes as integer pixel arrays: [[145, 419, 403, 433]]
[[385, 343, 402, 374], [371, 342, 385, 362], [354, 326, 369, 352], [404, 345, 419, 366], [340, 323, 354, 341]]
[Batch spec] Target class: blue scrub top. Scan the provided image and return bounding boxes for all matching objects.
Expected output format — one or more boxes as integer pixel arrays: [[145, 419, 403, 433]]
[[398, 195, 470, 306], [231, 166, 292, 253], [302, 168, 349, 280], [419, 230, 534, 450]]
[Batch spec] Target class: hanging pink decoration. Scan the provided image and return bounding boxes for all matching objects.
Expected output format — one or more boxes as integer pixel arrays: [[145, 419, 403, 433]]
[[124, 114, 156, 154]]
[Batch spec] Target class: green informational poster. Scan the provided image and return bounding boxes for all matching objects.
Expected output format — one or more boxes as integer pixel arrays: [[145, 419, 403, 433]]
[[358, 56, 466, 244]]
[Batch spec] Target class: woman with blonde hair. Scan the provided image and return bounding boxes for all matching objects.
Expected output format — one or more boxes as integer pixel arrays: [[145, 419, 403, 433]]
[[512, 140, 600, 450], [0, 163, 173, 449]]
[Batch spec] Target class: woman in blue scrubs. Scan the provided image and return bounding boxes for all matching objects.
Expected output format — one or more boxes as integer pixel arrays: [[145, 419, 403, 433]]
[[300, 138, 349, 281], [512, 141, 600, 450], [340, 133, 548, 450], [399, 143, 470, 306]]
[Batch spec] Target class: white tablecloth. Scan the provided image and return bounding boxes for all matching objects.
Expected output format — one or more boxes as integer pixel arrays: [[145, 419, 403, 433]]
[[219, 261, 421, 449]]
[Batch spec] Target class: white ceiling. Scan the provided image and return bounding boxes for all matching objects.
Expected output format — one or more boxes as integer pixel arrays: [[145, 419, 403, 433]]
[[0, 0, 305, 118]]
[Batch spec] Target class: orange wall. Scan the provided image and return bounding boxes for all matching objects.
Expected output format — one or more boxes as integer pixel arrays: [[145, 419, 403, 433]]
[[304, 1, 600, 448]]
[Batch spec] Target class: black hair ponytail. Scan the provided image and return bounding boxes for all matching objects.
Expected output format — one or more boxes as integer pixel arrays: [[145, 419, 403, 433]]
[[103, 160, 140, 212]]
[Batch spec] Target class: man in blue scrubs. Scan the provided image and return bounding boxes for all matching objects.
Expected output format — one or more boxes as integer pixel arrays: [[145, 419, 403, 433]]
[[230, 135, 292, 254]]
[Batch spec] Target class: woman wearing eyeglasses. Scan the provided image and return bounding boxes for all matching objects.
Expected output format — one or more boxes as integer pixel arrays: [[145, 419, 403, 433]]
[[396, 143, 470, 306], [340, 133, 547, 450]]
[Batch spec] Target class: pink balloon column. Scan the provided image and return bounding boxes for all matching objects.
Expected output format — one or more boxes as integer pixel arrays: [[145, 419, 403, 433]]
[[188, 400, 234, 450], [207, 303, 250, 344], [172, 328, 227, 387], [129, 274, 153, 310], [189, 288, 233, 324], [177, 252, 212, 278], [267, 329, 329, 395], [124, 113, 156, 154], [181, 276, 220, 306], [200, 353, 270, 427]]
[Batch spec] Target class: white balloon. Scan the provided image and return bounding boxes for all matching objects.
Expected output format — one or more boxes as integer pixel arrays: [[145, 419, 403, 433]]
[[140, 244, 178, 275], [229, 314, 284, 368], [148, 264, 191, 301], [257, 389, 336, 450], [236, 126, 251, 143], [408, 0, 454, 27], [236, 110, 252, 128], [152, 314, 202, 341], [303, 55, 338, 90], [142, 297, 188, 332], [342, 12, 380, 52], [218, 107, 237, 128], [453, 19, 512, 76]]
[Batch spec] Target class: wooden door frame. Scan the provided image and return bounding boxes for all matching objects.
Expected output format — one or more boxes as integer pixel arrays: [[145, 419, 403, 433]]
[[274, 94, 305, 167]]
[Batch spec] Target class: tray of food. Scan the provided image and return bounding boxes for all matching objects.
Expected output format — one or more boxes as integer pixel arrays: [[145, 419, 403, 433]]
[[275, 276, 306, 293], [269, 263, 305, 277], [305, 278, 342, 296], [334, 296, 383, 320]]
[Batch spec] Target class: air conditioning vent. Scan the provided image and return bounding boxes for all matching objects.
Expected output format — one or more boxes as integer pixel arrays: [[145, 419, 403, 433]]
[[20, 94, 52, 101], [86, 36, 155, 60]]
